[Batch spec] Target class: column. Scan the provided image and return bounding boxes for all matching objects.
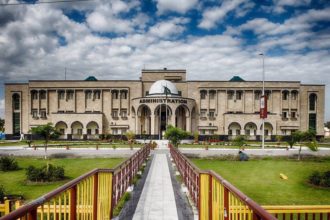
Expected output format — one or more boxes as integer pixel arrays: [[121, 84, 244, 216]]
[[186, 116, 191, 132], [150, 113, 155, 135]]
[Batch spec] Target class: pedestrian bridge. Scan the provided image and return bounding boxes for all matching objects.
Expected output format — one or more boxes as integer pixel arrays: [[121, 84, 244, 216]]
[[0, 144, 329, 220]]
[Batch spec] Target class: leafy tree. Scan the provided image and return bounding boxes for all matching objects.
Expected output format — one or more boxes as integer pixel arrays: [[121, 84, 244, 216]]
[[193, 131, 199, 143], [233, 135, 246, 148], [125, 130, 135, 150], [324, 121, 330, 129], [288, 130, 317, 160], [0, 118, 4, 132], [31, 123, 60, 159], [164, 125, 189, 147]]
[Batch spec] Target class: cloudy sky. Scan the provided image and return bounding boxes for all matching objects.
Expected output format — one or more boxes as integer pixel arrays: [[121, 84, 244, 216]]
[[0, 0, 329, 121]]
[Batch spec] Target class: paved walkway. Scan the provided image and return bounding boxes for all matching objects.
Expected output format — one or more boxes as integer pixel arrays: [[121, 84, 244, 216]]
[[133, 151, 178, 220]]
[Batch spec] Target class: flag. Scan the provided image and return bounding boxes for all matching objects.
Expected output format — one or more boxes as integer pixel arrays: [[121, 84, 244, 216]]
[[164, 86, 171, 95]]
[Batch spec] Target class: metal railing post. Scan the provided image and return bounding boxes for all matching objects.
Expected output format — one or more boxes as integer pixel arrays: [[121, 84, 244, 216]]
[[209, 174, 212, 220], [70, 186, 77, 220], [27, 209, 37, 220], [93, 173, 98, 220], [224, 187, 229, 220]]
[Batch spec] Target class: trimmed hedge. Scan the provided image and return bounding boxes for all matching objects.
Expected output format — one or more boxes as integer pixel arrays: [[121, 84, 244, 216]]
[[309, 171, 330, 187], [26, 164, 65, 182], [0, 156, 19, 171]]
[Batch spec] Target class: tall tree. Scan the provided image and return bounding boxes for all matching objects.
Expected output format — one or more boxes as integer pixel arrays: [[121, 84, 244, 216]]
[[31, 123, 60, 159]]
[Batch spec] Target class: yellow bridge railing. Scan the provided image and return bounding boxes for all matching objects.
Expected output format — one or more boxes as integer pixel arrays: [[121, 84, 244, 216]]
[[263, 205, 330, 220], [0, 144, 150, 220]]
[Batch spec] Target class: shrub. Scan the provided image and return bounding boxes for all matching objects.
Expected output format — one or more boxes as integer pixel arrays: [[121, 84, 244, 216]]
[[26, 164, 65, 182], [309, 171, 321, 186], [113, 192, 131, 217], [0, 185, 5, 202], [0, 156, 19, 171], [309, 171, 330, 187]]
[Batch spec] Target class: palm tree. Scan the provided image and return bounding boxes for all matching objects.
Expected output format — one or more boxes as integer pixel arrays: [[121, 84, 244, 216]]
[[31, 123, 60, 159]]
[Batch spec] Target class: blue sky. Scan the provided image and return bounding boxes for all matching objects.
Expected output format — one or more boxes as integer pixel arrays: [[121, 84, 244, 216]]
[[0, 0, 330, 121]]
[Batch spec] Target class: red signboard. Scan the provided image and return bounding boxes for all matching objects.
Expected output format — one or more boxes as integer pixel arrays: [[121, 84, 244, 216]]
[[260, 95, 268, 119]]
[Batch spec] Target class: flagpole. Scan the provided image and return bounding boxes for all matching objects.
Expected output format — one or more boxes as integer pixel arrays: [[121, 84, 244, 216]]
[[260, 53, 265, 149], [165, 83, 168, 131]]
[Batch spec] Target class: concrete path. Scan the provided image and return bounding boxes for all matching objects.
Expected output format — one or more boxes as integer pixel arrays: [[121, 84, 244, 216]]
[[180, 147, 330, 157], [133, 151, 178, 220]]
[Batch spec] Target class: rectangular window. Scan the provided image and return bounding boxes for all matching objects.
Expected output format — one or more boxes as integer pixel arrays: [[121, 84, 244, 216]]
[[121, 91, 127, 99], [309, 113, 316, 131], [13, 112, 20, 134], [209, 130, 214, 135], [112, 109, 119, 118], [32, 92, 38, 100], [32, 109, 38, 118], [236, 129, 241, 135], [40, 109, 46, 119], [209, 92, 215, 100], [113, 91, 119, 99], [254, 92, 261, 100], [121, 109, 127, 118], [227, 91, 234, 100], [95, 129, 99, 135], [200, 91, 206, 99], [58, 91, 65, 100], [59, 129, 65, 135], [67, 91, 74, 100], [236, 91, 242, 100], [209, 111, 215, 118], [87, 129, 91, 135], [200, 129, 205, 135], [112, 129, 118, 135], [86, 91, 92, 99], [291, 110, 297, 119], [228, 130, 232, 135], [40, 92, 46, 100], [200, 109, 207, 118], [94, 91, 100, 100], [77, 129, 82, 135]]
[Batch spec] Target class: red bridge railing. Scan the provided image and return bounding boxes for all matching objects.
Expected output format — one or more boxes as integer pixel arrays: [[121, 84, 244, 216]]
[[0, 144, 150, 220], [170, 144, 276, 220]]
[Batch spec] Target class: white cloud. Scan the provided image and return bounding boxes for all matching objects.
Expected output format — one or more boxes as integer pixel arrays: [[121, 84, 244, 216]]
[[155, 0, 198, 14], [148, 18, 189, 38], [272, 0, 312, 13], [198, 0, 246, 29]]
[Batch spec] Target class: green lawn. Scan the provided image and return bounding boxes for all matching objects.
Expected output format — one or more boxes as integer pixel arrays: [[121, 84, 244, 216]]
[[191, 158, 330, 205], [0, 157, 124, 201]]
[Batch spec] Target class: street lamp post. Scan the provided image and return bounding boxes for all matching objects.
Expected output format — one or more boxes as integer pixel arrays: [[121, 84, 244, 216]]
[[260, 53, 265, 149]]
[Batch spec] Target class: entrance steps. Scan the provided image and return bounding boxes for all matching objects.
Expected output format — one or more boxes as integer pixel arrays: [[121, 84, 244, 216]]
[[154, 140, 169, 149]]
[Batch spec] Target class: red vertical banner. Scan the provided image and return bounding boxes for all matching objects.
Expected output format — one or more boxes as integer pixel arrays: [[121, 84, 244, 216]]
[[260, 95, 268, 118]]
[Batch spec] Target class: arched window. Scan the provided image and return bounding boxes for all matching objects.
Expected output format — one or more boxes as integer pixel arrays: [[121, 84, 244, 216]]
[[282, 90, 289, 100], [309, 93, 317, 111], [209, 90, 216, 100], [112, 90, 119, 99], [291, 90, 298, 100]]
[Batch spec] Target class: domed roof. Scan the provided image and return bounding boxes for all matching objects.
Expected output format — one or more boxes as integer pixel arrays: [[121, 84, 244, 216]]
[[148, 80, 179, 96]]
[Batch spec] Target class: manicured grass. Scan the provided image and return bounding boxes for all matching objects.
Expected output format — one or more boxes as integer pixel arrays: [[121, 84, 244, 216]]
[[191, 158, 330, 205], [0, 157, 124, 201]]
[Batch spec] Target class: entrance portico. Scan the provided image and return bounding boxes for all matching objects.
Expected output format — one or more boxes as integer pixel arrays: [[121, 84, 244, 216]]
[[132, 80, 195, 138]]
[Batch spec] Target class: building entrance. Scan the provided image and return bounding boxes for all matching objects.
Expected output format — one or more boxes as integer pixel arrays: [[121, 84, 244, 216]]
[[155, 104, 171, 139]]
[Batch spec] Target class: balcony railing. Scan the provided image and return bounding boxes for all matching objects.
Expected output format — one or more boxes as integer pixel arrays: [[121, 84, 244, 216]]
[[0, 144, 150, 220]]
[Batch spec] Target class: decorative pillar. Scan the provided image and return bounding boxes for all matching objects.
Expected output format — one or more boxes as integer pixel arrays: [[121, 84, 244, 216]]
[[150, 113, 155, 135]]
